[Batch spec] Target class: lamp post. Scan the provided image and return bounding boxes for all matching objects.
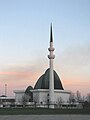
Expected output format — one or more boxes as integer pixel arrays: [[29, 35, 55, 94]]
[[5, 84, 7, 106], [5, 84, 7, 97]]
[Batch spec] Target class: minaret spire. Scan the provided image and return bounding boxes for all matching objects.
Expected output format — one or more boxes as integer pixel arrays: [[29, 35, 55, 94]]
[[48, 24, 55, 108], [50, 23, 53, 42]]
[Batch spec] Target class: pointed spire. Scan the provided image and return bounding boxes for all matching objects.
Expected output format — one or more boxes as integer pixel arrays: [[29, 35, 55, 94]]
[[50, 23, 53, 42]]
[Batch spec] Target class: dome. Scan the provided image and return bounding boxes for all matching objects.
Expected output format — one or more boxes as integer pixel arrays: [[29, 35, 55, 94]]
[[25, 86, 33, 102], [34, 68, 64, 90], [25, 86, 33, 94]]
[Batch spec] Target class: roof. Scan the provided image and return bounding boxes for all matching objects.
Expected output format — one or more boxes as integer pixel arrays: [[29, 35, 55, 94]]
[[34, 68, 64, 90], [50, 24, 53, 42], [25, 86, 33, 94]]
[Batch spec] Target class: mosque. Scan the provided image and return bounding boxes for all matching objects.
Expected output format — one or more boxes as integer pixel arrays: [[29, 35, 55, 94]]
[[14, 25, 71, 108]]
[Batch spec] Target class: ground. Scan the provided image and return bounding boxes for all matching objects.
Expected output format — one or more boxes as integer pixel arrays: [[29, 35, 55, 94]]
[[0, 108, 90, 115], [0, 115, 90, 120]]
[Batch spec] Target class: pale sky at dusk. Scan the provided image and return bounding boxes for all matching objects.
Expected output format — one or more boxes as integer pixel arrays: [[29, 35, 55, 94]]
[[0, 0, 90, 96]]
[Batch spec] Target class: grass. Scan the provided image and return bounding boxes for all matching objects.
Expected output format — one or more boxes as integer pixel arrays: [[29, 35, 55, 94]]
[[0, 108, 90, 115]]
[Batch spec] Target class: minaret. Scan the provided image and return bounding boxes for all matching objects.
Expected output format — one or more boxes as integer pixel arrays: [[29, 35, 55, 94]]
[[48, 24, 55, 108]]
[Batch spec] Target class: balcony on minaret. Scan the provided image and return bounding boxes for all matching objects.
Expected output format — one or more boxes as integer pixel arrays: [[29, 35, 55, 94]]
[[48, 47, 55, 51], [48, 54, 55, 59]]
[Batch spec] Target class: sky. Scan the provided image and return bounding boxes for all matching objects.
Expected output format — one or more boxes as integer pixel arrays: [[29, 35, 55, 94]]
[[0, 0, 90, 96]]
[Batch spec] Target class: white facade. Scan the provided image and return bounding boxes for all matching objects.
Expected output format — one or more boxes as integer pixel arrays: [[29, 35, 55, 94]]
[[14, 89, 71, 106], [0, 96, 15, 107], [14, 90, 25, 104], [32, 89, 70, 105]]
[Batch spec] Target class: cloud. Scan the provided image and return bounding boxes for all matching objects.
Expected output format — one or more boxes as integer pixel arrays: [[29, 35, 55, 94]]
[[0, 52, 49, 96], [61, 43, 90, 67], [56, 43, 90, 77], [0, 63, 47, 96], [55, 43, 90, 96], [0, 65, 43, 82]]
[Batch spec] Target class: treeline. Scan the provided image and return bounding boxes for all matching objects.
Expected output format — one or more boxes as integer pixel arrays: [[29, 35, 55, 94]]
[[69, 91, 90, 108]]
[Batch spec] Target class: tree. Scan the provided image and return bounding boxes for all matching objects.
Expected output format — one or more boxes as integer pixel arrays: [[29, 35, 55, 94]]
[[57, 97, 63, 108], [76, 90, 81, 103], [86, 93, 90, 103], [69, 92, 76, 104], [21, 95, 27, 107]]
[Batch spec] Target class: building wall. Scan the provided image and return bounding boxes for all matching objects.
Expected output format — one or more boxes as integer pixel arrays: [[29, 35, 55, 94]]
[[38, 91, 48, 104], [54, 91, 70, 104], [14, 90, 25, 104], [0, 96, 15, 107], [32, 89, 71, 105], [33, 91, 40, 103], [14, 89, 71, 106]]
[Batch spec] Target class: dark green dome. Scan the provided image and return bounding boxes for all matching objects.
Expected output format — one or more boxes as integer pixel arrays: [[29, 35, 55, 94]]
[[34, 69, 64, 90], [25, 86, 33, 94]]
